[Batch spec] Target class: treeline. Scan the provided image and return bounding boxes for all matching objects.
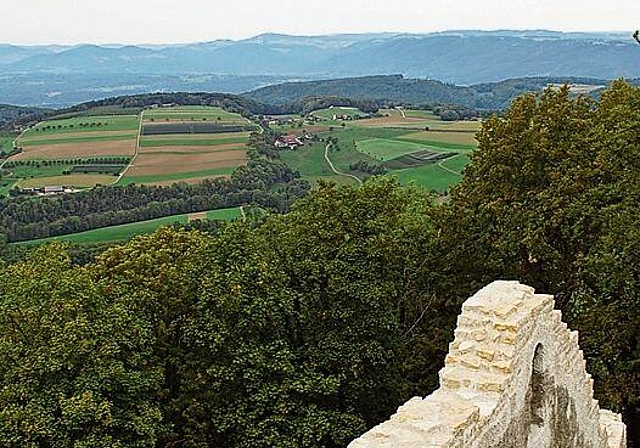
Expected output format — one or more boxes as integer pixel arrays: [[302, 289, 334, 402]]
[[5, 157, 132, 169], [0, 158, 308, 243], [1, 82, 640, 447], [0, 104, 51, 128]]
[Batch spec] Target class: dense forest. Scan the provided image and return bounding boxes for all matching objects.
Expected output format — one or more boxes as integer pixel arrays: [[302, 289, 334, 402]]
[[0, 82, 639, 447]]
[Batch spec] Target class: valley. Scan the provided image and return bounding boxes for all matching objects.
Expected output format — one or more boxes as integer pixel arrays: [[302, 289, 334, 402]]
[[0, 99, 478, 245]]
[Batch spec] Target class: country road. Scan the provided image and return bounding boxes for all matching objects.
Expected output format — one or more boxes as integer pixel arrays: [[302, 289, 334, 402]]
[[113, 110, 144, 184], [324, 143, 362, 184]]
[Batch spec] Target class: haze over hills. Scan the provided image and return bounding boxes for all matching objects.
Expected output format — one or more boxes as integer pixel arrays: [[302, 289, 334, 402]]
[[1, 30, 639, 107]]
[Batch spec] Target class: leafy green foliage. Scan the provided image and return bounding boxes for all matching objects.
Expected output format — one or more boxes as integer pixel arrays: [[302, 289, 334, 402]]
[[0, 179, 447, 447], [2, 81, 640, 447], [440, 81, 640, 437]]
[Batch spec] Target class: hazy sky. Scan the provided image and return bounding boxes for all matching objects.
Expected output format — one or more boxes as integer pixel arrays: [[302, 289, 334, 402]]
[[2, 0, 638, 45]]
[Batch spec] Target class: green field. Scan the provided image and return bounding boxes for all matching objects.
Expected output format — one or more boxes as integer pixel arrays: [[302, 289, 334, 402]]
[[0, 132, 17, 155], [140, 136, 249, 147], [294, 111, 481, 191], [402, 109, 440, 119], [20, 134, 136, 146], [19, 207, 242, 244], [117, 167, 236, 186], [24, 115, 140, 137], [144, 106, 245, 122], [7, 162, 75, 179], [392, 164, 462, 191], [278, 142, 359, 186], [356, 138, 427, 161]]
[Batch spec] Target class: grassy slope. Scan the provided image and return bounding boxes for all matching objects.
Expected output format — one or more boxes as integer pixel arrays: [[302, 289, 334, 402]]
[[278, 142, 358, 187], [20, 134, 136, 146], [391, 164, 461, 191], [0, 132, 16, 154], [25, 115, 140, 136], [117, 167, 236, 186], [356, 138, 427, 161], [19, 207, 242, 245], [305, 110, 480, 191], [140, 136, 249, 147]]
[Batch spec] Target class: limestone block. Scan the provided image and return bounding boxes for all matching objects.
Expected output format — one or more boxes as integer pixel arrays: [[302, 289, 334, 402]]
[[349, 281, 626, 448]]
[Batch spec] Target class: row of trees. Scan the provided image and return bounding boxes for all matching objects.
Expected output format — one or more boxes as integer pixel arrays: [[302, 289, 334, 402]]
[[349, 160, 387, 176], [5, 157, 131, 169], [0, 82, 639, 446]]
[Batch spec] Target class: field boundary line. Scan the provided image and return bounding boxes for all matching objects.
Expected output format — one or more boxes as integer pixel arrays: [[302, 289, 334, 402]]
[[324, 143, 362, 185], [1, 127, 30, 170], [437, 154, 462, 176], [114, 110, 144, 184]]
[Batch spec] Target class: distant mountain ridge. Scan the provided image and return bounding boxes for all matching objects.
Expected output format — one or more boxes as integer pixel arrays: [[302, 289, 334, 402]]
[[2, 31, 639, 84]]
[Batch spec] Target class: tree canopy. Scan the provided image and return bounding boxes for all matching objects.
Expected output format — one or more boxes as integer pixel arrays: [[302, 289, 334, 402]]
[[1, 81, 640, 447]]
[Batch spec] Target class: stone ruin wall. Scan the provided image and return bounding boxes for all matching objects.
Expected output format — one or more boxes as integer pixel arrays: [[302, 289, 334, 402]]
[[349, 281, 627, 448]]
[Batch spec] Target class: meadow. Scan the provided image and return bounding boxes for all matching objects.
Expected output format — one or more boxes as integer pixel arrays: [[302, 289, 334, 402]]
[[278, 142, 358, 187], [293, 107, 481, 191], [19, 206, 242, 244]]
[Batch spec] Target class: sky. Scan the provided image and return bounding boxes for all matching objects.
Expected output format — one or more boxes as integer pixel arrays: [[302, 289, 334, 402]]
[[1, 0, 639, 45]]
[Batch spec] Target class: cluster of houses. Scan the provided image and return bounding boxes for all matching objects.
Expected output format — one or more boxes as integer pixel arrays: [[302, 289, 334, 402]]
[[275, 135, 305, 149], [147, 103, 177, 109], [261, 116, 298, 127]]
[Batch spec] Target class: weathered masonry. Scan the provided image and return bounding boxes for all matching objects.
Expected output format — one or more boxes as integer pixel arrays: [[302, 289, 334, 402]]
[[349, 281, 627, 448]]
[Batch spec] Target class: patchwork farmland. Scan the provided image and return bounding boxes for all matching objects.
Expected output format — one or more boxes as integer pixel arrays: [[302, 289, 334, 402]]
[[0, 106, 257, 192], [2, 115, 139, 190], [277, 107, 481, 191], [120, 106, 256, 186]]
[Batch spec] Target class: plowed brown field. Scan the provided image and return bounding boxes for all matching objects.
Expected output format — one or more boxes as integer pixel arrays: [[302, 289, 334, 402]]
[[13, 140, 136, 160]]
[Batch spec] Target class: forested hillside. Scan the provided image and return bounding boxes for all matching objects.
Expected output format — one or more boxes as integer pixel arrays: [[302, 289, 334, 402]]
[[0, 82, 639, 447], [0, 104, 50, 127], [245, 74, 612, 109]]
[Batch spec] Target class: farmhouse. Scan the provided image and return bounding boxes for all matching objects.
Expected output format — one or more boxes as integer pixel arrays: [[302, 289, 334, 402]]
[[275, 135, 304, 149], [44, 186, 64, 194]]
